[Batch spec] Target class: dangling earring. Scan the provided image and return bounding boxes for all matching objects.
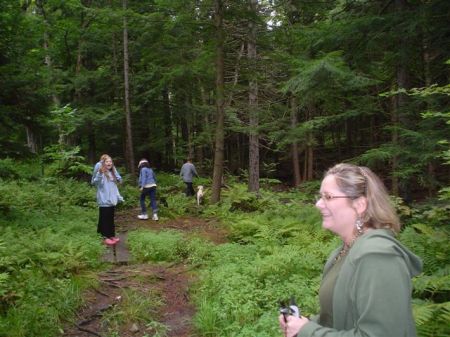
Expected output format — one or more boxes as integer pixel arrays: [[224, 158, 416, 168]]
[[355, 217, 364, 235]]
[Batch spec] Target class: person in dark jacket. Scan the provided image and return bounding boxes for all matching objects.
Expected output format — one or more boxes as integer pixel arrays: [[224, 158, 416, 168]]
[[179, 158, 198, 197], [137, 159, 158, 221], [279, 163, 422, 337]]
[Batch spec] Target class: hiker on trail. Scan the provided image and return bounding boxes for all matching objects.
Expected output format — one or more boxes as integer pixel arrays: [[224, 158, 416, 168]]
[[92, 154, 122, 184], [279, 163, 422, 337], [137, 159, 158, 221], [91, 155, 123, 246], [180, 158, 198, 197]]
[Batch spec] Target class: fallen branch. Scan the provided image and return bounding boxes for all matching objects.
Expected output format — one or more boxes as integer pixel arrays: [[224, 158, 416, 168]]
[[76, 324, 103, 337], [104, 282, 122, 288], [99, 279, 122, 288], [94, 288, 110, 297], [100, 276, 128, 282], [77, 314, 101, 326], [173, 263, 203, 275]]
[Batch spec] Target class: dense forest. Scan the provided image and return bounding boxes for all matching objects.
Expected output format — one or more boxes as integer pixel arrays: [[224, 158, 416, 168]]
[[1, 0, 449, 200], [1, 2, 449, 336]]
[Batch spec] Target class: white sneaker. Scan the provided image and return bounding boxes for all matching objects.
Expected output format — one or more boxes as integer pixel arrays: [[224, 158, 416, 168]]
[[152, 214, 159, 221], [138, 214, 149, 220]]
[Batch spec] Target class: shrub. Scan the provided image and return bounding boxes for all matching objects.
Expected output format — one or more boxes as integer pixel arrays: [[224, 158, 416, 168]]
[[127, 230, 184, 263], [0, 158, 41, 181], [0, 167, 104, 337]]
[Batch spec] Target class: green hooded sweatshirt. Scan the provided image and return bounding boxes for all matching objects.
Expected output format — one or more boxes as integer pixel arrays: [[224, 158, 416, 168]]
[[299, 229, 422, 337]]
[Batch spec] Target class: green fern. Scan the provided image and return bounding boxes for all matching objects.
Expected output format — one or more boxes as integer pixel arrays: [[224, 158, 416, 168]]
[[413, 300, 450, 337]]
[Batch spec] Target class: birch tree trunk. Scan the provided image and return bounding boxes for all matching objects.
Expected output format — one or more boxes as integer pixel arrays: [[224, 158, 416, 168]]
[[25, 126, 38, 154]]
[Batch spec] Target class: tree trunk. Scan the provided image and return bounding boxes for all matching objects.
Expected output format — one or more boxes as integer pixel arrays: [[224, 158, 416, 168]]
[[199, 83, 214, 158], [43, 36, 60, 108], [122, 0, 135, 175], [226, 42, 245, 107], [36, 1, 61, 143], [422, 34, 437, 196], [306, 141, 314, 180], [392, 0, 410, 197], [182, 94, 193, 159], [25, 126, 38, 153], [247, 0, 259, 194], [180, 113, 190, 155], [211, 0, 225, 203], [199, 84, 213, 135], [162, 87, 174, 169], [87, 121, 96, 164], [391, 89, 399, 196], [290, 96, 301, 186], [75, 5, 95, 160], [110, 0, 120, 102], [392, 17, 410, 196], [305, 105, 314, 180]]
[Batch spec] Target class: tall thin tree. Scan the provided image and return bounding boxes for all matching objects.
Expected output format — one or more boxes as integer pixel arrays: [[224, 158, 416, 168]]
[[122, 0, 135, 174], [247, 0, 259, 193], [391, 0, 411, 196], [290, 96, 302, 186], [211, 0, 225, 203], [36, 0, 62, 144]]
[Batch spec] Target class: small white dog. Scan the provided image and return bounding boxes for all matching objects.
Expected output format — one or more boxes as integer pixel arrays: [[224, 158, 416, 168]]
[[196, 185, 204, 206]]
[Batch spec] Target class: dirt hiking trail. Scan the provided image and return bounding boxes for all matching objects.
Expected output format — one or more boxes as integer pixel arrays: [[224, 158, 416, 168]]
[[63, 210, 227, 337]]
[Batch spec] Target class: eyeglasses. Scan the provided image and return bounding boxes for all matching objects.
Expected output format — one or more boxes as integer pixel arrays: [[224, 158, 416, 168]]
[[315, 193, 355, 202]]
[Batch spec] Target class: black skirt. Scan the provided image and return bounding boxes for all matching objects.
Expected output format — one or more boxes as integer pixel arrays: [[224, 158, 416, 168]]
[[97, 206, 115, 238]]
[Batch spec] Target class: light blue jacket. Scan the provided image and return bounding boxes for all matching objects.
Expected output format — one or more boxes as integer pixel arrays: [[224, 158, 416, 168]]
[[138, 167, 157, 188], [92, 171, 123, 207]]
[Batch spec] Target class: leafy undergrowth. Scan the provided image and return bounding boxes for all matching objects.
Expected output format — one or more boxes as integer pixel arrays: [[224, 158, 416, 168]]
[[187, 183, 449, 337], [0, 159, 448, 337], [0, 207, 103, 336], [134, 180, 449, 337]]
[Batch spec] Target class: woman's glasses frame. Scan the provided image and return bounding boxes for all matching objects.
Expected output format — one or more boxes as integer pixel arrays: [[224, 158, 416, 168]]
[[315, 193, 356, 202]]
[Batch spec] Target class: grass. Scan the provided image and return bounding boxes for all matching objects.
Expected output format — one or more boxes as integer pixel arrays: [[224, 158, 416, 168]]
[[1, 160, 448, 337], [102, 288, 166, 337]]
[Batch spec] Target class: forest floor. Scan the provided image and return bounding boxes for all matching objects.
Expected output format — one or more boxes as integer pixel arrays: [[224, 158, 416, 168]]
[[63, 209, 228, 337]]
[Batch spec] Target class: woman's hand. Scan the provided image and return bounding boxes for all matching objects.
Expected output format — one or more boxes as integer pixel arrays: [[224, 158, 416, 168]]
[[279, 314, 309, 337]]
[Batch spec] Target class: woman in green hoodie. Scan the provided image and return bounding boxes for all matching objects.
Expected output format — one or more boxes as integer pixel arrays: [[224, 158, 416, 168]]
[[280, 163, 422, 337]]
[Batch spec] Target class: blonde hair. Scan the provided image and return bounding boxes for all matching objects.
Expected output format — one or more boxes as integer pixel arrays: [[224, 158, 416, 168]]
[[325, 163, 400, 233], [99, 154, 118, 182]]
